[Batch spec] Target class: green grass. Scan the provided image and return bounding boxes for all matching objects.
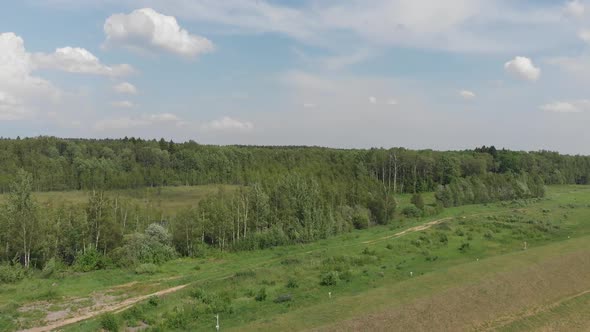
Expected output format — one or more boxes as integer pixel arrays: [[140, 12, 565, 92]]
[[0, 184, 239, 216], [3, 185, 590, 331]]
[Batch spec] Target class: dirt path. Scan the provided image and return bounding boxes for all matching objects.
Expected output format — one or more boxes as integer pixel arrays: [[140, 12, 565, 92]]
[[362, 217, 453, 245], [20, 284, 188, 332]]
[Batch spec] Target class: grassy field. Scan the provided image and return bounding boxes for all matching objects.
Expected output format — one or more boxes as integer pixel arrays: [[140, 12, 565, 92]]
[[2, 185, 590, 331], [0, 184, 239, 216]]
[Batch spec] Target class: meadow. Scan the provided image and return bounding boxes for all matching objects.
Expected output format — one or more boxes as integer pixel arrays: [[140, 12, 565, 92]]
[[1, 185, 589, 331]]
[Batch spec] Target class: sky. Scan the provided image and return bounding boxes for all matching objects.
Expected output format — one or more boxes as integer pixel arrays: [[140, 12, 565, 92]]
[[1, 0, 590, 154]]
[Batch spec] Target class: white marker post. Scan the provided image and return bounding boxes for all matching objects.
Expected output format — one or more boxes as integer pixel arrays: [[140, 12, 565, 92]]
[[216, 314, 220, 331], [410, 271, 413, 277], [328, 292, 332, 299]]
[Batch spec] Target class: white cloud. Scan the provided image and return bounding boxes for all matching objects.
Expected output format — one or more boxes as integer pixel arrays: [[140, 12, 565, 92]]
[[369, 96, 377, 104], [303, 103, 316, 108], [201, 116, 254, 131], [111, 100, 135, 108], [113, 82, 138, 94], [131, 0, 576, 54], [564, 0, 585, 18], [147, 113, 179, 121], [104, 8, 214, 58], [540, 100, 590, 113], [579, 29, 590, 43], [504, 56, 541, 81], [0, 32, 61, 119], [459, 90, 476, 99], [0, 91, 29, 120], [387, 99, 399, 105], [33, 47, 133, 76]]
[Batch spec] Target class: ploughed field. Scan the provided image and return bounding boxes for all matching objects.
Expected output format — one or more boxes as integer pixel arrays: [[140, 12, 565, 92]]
[[2, 185, 590, 331]]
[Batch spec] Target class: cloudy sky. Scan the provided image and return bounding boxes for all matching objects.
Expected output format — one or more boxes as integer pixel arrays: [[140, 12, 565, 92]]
[[2, 0, 590, 154]]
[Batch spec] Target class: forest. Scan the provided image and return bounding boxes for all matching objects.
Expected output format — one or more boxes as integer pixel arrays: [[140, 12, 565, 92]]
[[0, 136, 589, 275]]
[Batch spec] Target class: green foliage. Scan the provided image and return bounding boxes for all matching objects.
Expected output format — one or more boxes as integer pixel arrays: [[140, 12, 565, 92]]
[[0, 264, 25, 283], [411, 193, 425, 210], [320, 271, 340, 286], [255, 288, 267, 302], [74, 248, 111, 272], [435, 173, 545, 208], [286, 278, 299, 288], [40, 258, 64, 279], [112, 223, 177, 267], [100, 313, 120, 332], [402, 205, 423, 218], [458, 242, 471, 252]]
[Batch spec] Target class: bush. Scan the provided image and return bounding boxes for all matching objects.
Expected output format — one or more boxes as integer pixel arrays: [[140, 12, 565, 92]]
[[458, 242, 471, 252], [255, 288, 267, 302], [0, 264, 25, 284], [135, 263, 160, 275], [74, 248, 111, 272], [352, 206, 371, 229], [273, 294, 293, 303], [148, 296, 160, 306], [100, 313, 120, 332], [41, 258, 64, 279], [320, 271, 339, 286], [437, 233, 449, 245], [286, 278, 299, 289], [402, 205, 422, 218], [411, 193, 425, 210]]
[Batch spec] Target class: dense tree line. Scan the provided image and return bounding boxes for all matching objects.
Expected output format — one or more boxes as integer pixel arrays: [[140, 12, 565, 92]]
[[435, 172, 545, 207], [0, 138, 589, 193]]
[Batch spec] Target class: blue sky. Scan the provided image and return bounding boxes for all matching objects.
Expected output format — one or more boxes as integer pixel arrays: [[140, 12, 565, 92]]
[[1, 0, 590, 154]]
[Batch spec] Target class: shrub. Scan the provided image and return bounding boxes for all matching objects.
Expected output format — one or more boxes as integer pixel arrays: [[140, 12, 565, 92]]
[[351, 206, 371, 230], [163, 305, 195, 329], [437, 233, 449, 245], [385, 243, 394, 250], [458, 242, 471, 252], [255, 288, 267, 302], [135, 263, 160, 275], [274, 294, 293, 303], [361, 247, 376, 255], [339, 270, 353, 282], [320, 271, 339, 286], [41, 258, 64, 279], [100, 313, 120, 332], [402, 205, 422, 218], [411, 193, 425, 210], [74, 248, 110, 272], [286, 278, 299, 289], [0, 264, 25, 284], [148, 296, 160, 306]]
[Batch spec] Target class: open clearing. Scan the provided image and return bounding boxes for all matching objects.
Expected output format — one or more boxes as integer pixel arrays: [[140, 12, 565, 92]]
[[2, 185, 590, 331]]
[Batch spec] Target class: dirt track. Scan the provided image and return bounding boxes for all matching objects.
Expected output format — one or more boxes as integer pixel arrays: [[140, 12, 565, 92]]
[[20, 284, 188, 332]]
